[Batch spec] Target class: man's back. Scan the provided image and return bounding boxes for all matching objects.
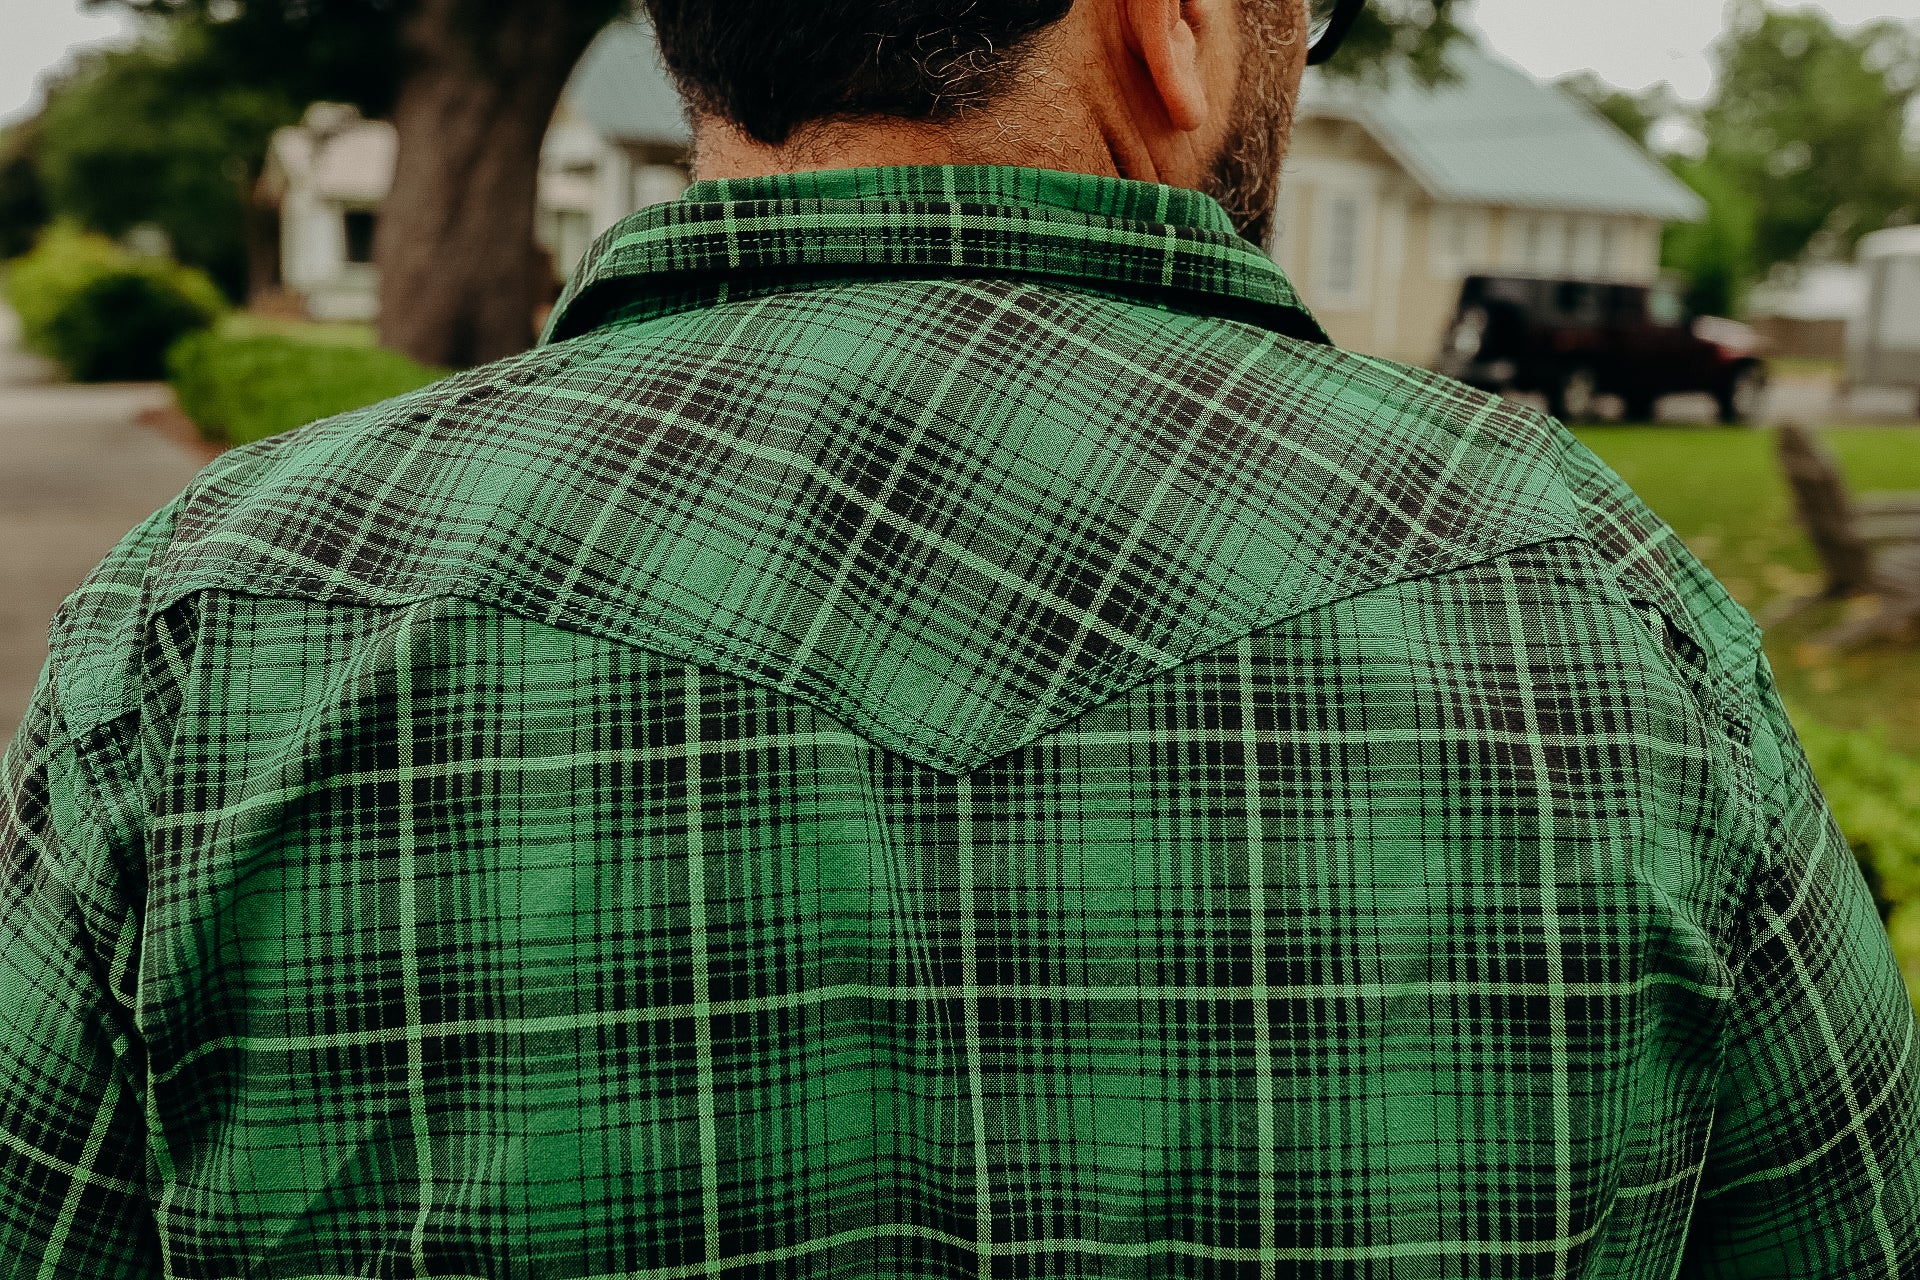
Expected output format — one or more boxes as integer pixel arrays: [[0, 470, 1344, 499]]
[[3, 169, 1915, 1277]]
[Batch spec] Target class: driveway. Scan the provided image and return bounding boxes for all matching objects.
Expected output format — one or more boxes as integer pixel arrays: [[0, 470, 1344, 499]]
[[0, 306, 205, 745]]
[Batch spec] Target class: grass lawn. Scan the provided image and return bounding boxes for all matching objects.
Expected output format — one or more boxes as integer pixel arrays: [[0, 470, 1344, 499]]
[[1575, 424, 1920, 753], [219, 312, 381, 347], [1578, 423, 1920, 1002]]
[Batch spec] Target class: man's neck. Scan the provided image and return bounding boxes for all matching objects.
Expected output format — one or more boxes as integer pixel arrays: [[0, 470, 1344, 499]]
[[691, 105, 1125, 185]]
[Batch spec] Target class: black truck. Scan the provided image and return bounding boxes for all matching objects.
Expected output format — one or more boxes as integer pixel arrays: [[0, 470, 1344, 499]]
[[1434, 274, 1769, 425]]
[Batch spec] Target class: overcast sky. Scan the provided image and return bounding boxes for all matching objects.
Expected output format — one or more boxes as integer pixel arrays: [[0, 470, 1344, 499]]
[[3, 0, 1918, 126], [1472, 0, 1916, 98]]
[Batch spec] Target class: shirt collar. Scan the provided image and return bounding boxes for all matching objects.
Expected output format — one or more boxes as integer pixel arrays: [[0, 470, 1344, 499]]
[[542, 164, 1328, 347]]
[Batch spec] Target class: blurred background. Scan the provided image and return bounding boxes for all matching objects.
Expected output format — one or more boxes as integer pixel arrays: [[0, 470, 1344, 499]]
[[1, 0, 1918, 997]]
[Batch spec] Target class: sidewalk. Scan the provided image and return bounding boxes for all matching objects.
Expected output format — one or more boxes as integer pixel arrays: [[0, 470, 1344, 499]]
[[0, 306, 205, 744]]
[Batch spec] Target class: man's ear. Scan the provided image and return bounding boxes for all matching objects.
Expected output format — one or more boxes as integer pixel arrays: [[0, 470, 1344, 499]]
[[1122, 0, 1216, 133]]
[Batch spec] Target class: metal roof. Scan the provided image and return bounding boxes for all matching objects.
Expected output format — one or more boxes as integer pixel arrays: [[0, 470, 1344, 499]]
[[565, 19, 692, 148], [1299, 42, 1706, 222], [260, 106, 395, 204]]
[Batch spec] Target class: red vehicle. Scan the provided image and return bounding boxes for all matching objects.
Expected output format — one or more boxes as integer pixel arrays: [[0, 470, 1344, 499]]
[[1435, 274, 1769, 424]]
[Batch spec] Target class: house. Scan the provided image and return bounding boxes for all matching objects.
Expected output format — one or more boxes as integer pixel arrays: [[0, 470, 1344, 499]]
[[263, 27, 1703, 362], [257, 102, 395, 321], [1849, 225, 1920, 405], [258, 20, 691, 323], [535, 20, 693, 280], [1273, 43, 1706, 367]]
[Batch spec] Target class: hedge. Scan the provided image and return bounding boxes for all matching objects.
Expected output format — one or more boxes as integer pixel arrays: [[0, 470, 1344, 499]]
[[168, 329, 443, 448], [5, 224, 224, 381]]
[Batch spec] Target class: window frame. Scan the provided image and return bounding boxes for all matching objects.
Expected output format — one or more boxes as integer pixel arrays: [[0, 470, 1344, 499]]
[[1314, 187, 1375, 310], [341, 207, 378, 268]]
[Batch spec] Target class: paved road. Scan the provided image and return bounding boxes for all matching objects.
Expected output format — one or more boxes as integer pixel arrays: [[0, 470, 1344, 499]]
[[0, 306, 204, 744]]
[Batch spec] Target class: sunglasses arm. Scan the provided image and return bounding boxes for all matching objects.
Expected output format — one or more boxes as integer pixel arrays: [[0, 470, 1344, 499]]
[[1307, 0, 1367, 66]]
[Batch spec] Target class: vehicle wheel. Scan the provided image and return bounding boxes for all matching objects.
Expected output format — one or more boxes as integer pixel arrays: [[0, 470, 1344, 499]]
[[1622, 394, 1658, 423], [1718, 363, 1768, 425], [1550, 367, 1601, 424]]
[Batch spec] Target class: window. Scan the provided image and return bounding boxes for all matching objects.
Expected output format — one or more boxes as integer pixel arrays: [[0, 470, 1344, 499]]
[[343, 209, 377, 266], [1502, 212, 1558, 273], [632, 164, 689, 210], [1316, 191, 1369, 307], [1607, 285, 1646, 324], [538, 207, 595, 280], [1534, 215, 1568, 273], [1481, 277, 1535, 308], [1504, 213, 1573, 275], [1648, 285, 1687, 327], [1442, 210, 1467, 271], [1554, 281, 1600, 323], [1597, 222, 1619, 278], [1428, 206, 1487, 280], [1571, 219, 1604, 276], [1502, 214, 1537, 271]]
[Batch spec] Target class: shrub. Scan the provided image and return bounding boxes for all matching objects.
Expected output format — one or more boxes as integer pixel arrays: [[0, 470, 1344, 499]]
[[168, 328, 443, 447], [5, 225, 224, 381]]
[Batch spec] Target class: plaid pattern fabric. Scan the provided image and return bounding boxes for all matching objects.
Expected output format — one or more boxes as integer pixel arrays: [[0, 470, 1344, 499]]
[[1, 165, 1914, 1278]]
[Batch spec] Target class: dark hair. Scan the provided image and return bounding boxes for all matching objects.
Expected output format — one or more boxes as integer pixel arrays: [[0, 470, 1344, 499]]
[[644, 0, 1077, 146]]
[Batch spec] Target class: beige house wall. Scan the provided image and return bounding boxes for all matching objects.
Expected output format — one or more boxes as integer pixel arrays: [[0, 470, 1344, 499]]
[[1272, 117, 1669, 368]]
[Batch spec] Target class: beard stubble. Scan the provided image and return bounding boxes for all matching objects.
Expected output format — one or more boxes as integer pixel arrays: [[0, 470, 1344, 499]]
[[1201, 0, 1304, 247]]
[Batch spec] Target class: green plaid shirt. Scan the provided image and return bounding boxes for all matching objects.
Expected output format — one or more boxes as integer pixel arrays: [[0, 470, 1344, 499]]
[[3, 166, 1915, 1278]]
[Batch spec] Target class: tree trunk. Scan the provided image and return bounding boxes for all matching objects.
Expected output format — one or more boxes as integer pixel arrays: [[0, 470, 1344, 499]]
[[376, 0, 617, 368]]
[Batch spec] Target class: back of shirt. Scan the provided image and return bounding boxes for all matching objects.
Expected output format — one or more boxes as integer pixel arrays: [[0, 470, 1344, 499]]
[[2, 168, 1915, 1279]]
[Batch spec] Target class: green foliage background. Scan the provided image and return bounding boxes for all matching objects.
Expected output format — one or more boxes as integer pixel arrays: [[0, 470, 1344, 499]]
[[1562, 2, 1920, 318], [0, 120, 50, 262], [169, 327, 443, 446], [1702, 2, 1919, 273], [6, 224, 226, 380], [31, 36, 296, 300]]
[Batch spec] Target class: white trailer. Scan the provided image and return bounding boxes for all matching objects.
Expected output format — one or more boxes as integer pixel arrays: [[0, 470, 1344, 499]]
[[1850, 225, 1920, 415]]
